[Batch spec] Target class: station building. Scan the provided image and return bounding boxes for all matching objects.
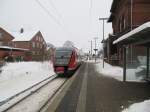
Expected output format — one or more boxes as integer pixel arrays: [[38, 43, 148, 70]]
[[106, 0, 150, 81]]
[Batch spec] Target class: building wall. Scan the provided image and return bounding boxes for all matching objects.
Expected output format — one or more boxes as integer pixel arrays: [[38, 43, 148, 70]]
[[30, 32, 47, 61], [133, 1, 150, 26], [108, 0, 150, 66], [111, 0, 150, 36], [0, 28, 14, 46], [13, 41, 30, 49], [13, 31, 47, 61]]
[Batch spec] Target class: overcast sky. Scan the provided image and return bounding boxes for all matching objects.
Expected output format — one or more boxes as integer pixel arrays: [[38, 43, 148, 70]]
[[0, 0, 113, 52]]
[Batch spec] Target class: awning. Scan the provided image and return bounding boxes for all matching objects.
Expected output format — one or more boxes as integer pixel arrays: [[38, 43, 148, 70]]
[[113, 22, 150, 45]]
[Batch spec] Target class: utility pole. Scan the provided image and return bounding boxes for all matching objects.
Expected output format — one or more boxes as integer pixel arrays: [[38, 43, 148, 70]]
[[88, 40, 93, 58], [99, 18, 108, 68], [90, 40, 93, 55], [94, 37, 98, 62]]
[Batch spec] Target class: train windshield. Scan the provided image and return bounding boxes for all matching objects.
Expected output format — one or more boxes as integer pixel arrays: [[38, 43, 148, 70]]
[[55, 50, 72, 58], [54, 50, 72, 65]]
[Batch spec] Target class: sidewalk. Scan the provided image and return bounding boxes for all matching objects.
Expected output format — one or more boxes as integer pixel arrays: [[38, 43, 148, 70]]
[[86, 62, 150, 112]]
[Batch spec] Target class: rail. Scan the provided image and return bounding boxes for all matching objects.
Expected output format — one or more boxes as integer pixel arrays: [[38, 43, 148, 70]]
[[0, 74, 58, 112]]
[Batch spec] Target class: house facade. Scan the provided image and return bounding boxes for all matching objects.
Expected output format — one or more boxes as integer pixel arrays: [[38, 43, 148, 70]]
[[45, 43, 55, 61], [12, 29, 47, 61], [107, 0, 150, 81], [0, 27, 47, 61], [0, 27, 15, 60], [0, 27, 14, 46]]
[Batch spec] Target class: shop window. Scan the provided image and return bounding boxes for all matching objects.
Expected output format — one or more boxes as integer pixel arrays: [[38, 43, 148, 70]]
[[126, 46, 147, 81]]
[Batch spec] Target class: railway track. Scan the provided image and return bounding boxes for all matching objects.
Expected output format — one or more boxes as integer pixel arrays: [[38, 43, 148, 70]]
[[0, 74, 61, 112]]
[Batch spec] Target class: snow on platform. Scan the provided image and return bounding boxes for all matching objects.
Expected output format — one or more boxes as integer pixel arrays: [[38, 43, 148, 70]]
[[95, 59, 146, 82], [95, 59, 123, 81], [0, 61, 55, 102], [122, 99, 150, 112]]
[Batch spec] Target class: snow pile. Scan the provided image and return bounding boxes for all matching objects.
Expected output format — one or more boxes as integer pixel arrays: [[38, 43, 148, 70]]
[[0, 61, 55, 102], [122, 99, 150, 112], [95, 60, 123, 81]]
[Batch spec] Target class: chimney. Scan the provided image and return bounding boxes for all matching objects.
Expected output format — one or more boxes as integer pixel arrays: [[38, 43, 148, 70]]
[[20, 28, 24, 33]]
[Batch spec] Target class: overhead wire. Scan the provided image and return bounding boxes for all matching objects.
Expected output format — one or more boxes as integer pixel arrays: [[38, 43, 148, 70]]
[[46, 0, 72, 38], [35, 0, 62, 26], [35, 0, 72, 40], [47, 0, 63, 20]]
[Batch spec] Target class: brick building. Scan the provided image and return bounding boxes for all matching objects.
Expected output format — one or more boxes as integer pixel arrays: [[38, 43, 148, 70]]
[[0, 27, 47, 61], [0, 27, 14, 46], [11, 28, 47, 61], [0, 27, 15, 60], [107, 0, 150, 81]]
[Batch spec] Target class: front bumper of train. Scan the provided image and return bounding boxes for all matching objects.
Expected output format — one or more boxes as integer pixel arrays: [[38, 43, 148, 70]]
[[54, 66, 76, 75]]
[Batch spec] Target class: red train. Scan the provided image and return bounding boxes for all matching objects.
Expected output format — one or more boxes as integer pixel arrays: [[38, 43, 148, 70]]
[[53, 47, 83, 76]]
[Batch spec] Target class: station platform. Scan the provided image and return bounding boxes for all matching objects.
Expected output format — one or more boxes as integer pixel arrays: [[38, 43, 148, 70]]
[[46, 62, 150, 112]]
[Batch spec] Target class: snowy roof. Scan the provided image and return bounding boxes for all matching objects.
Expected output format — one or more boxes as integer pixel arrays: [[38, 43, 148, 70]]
[[0, 46, 29, 51], [7, 29, 39, 41], [113, 22, 150, 44]]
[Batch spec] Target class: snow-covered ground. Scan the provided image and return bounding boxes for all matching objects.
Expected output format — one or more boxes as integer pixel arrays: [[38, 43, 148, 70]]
[[94, 59, 145, 82], [122, 99, 150, 112], [0, 61, 55, 102], [94, 59, 123, 81]]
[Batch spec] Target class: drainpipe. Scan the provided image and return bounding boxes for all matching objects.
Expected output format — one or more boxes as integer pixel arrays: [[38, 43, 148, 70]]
[[130, 0, 133, 64], [123, 46, 126, 82], [146, 47, 149, 79]]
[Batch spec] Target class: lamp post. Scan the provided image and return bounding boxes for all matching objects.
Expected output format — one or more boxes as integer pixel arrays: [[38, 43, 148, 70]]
[[88, 40, 93, 55], [88, 40, 93, 60], [99, 18, 108, 68]]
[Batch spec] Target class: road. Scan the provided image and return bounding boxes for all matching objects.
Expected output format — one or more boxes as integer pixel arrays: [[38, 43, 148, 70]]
[[46, 62, 150, 112]]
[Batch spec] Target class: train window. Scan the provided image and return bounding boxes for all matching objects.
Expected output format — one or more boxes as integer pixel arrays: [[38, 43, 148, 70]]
[[55, 50, 72, 58]]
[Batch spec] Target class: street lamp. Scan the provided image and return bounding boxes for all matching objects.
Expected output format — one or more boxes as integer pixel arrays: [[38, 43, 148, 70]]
[[99, 17, 108, 68]]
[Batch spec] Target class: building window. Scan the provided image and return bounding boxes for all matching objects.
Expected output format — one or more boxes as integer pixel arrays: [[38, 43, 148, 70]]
[[37, 43, 39, 48], [39, 36, 41, 42], [123, 18, 126, 29], [32, 42, 35, 48], [38, 36, 40, 41], [41, 37, 43, 42], [0, 33, 2, 38], [119, 20, 122, 32], [36, 36, 38, 41], [14, 43, 17, 47], [40, 44, 42, 48], [0, 42, 2, 46]]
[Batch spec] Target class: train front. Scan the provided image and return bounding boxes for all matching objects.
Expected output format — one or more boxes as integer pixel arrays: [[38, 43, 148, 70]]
[[53, 47, 73, 75]]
